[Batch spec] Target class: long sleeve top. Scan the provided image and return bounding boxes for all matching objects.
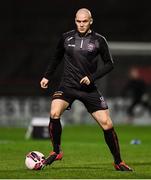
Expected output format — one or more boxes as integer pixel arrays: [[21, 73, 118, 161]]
[[44, 30, 114, 90]]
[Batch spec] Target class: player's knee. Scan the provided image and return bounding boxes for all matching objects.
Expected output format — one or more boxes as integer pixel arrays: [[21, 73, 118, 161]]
[[50, 109, 61, 119], [107, 120, 113, 129], [101, 117, 113, 129]]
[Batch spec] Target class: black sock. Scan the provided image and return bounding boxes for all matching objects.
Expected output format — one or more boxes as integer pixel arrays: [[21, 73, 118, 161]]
[[103, 127, 122, 164], [48, 118, 62, 154]]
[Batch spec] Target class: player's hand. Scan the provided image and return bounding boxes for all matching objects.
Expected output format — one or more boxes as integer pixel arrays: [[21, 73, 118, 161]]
[[40, 77, 49, 89], [80, 76, 90, 85]]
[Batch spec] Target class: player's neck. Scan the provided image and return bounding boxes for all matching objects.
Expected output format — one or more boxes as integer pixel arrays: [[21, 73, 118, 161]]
[[78, 29, 92, 37]]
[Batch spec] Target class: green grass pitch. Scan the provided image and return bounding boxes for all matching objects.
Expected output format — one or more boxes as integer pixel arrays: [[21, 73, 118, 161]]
[[0, 124, 151, 179]]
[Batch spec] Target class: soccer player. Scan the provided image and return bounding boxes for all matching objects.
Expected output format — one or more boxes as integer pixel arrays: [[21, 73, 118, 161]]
[[122, 67, 150, 121], [40, 8, 132, 171]]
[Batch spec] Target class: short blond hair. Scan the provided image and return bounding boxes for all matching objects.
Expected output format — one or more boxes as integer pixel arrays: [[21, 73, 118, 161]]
[[75, 8, 92, 18]]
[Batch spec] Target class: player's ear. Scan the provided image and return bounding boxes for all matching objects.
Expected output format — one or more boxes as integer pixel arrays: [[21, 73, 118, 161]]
[[75, 18, 77, 24], [90, 18, 93, 25]]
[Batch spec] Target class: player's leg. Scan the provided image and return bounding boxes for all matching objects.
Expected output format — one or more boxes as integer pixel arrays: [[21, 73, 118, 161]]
[[43, 99, 69, 167], [49, 99, 69, 154], [91, 110, 121, 163], [81, 90, 132, 171], [91, 109, 132, 171]]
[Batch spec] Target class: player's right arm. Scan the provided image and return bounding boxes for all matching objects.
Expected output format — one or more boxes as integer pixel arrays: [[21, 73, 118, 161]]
[[40, 35, 65, 89], [40, 77, 49, 89]]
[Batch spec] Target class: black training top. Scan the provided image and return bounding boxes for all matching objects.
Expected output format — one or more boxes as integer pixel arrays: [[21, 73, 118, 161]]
[[44, 30, 114, 90]]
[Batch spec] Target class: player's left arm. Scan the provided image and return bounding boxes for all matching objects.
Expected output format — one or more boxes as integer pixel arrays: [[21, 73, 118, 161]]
[[91, 36, 114, 81], [80, 76, 91, 85]]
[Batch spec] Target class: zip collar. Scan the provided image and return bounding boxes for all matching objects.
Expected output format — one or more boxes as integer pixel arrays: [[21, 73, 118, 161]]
[[76, 29, 92, 37]]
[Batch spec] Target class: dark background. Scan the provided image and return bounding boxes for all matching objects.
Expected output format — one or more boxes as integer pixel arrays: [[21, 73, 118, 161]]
[[0, 0, 151, 96]]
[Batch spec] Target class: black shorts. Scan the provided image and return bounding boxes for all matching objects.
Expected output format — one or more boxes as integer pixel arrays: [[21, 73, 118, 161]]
[[51, 86, 108, 113]]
